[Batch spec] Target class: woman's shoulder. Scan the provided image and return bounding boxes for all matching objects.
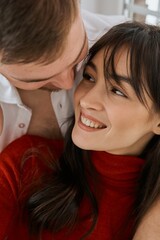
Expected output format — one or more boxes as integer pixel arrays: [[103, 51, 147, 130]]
[[133, 200, 160, 240]]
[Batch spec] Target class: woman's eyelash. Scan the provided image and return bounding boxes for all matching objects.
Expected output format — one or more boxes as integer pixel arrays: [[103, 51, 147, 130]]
[[83, 72, 95, 82], [110, 87, 127, 97], [106, 79, 127, 98], [83, 72, 128, 98]]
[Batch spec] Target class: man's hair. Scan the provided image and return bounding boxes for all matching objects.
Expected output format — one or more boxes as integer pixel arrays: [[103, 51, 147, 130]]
[[0, 0, 79, 64]]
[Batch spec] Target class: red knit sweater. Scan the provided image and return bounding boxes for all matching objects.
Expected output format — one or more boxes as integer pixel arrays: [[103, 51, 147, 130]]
[[0, 135, 144, 240]]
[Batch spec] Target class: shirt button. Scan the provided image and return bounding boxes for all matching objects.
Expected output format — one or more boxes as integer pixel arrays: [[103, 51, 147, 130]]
[[59, 103, 62, 108], [18, 123, 25, 128]]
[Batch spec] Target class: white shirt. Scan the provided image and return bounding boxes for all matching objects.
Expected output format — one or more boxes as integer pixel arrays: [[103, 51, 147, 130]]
[[0, 9, 127, 152]]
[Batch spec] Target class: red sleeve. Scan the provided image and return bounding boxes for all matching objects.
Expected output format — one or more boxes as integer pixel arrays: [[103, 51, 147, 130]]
[[0, 135, 64, 239], [0, 150, 21, 239]]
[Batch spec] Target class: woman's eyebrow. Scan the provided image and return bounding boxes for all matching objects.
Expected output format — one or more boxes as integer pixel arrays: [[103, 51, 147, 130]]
[[86, 61, 97, 72], [111, 74, 131, 83], [86, 60, 131, 84]]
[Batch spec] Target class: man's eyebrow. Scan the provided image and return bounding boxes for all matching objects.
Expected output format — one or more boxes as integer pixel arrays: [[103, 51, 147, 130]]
[[11, 31, 88, 83]]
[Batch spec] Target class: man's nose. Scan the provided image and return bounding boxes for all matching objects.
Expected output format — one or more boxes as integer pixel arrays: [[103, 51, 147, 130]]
[[54, 68, 75, 90]]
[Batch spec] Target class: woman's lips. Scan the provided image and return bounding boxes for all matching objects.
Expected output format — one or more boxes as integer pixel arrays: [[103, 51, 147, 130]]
[[80, 113, 107, 129]]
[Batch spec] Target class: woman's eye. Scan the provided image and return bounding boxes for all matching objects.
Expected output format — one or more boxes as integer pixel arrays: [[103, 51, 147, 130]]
[[83, 72, 95, 82], [111, 87, 126, 97]]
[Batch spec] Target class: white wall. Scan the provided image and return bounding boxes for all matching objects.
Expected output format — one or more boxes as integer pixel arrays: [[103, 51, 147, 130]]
[[81, 0, 124, 15]]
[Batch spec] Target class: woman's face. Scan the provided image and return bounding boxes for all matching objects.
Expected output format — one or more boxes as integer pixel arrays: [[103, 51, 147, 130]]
[[72, 48, 159, 155]]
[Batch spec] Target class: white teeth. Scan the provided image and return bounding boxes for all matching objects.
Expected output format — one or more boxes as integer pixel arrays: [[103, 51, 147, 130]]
[[81, 116, 105, 129]]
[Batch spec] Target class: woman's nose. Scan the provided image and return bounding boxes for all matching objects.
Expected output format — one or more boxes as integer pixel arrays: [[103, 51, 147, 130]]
[[80, 86, 104, 111]]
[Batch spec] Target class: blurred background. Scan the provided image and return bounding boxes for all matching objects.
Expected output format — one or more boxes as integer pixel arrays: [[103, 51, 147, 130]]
[[81, 0, 160, 25]]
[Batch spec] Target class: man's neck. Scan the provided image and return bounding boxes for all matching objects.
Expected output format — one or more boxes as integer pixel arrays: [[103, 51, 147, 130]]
[[18, 89, 63, 139]]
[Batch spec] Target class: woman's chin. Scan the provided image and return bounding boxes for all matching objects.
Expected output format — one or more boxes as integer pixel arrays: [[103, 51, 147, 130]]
[[71, 129, 89, 150]]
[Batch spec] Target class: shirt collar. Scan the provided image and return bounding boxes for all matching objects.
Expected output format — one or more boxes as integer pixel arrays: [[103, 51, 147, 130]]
[[0, 74, 22, 105]]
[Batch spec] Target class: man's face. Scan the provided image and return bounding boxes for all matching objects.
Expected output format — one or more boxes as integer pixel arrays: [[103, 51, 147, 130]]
[[0, 13, 88, 91]]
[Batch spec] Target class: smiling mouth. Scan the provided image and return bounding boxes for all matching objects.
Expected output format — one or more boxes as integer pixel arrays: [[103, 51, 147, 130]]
[[80, 115, 106, 129]]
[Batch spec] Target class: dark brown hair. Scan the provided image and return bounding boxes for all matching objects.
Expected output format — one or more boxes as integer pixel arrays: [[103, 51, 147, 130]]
[[87, 21, 160, 110], [0, 0, 78, 64], [27, 122, 98, 239]]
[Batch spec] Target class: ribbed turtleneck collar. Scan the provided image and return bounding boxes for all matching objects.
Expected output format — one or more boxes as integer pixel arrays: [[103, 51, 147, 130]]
[[90, 151, 145, 189]]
